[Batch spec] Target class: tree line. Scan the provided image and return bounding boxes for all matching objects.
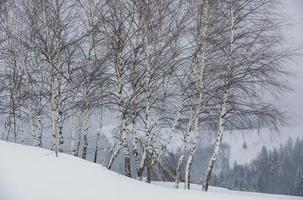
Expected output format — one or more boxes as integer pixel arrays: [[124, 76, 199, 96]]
[[0, 0, 292, 190], [213, 137, 303, 196]]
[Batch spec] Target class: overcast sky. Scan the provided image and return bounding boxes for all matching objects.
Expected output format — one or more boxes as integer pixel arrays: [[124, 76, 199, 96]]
[[281, 0, 303, 125]]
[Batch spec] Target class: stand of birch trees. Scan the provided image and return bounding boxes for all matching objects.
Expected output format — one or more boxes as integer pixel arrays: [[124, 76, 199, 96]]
[[0, 0, 292, 190]]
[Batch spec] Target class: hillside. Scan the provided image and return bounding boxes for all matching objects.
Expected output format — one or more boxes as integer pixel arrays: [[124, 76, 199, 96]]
[[0, 141, 302, 200]]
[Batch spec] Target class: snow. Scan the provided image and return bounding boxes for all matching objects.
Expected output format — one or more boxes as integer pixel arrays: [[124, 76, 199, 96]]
[[0, 140, 302, 200]]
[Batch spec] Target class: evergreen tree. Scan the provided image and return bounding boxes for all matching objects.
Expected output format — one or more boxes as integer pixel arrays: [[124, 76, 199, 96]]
[[293, 167, 303, 196]]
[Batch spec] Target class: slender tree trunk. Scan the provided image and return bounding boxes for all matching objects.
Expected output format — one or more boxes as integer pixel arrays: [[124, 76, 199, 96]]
[[68, 67, 77, 156], [76, 118, 82, 157], [107, 145, 121, 170], [23, 63, 37, 146], [203, 2, 234, 190], [37, 98, 43, 147], [28, 97, 37, 146], [121, 115, 132, 177], [70, 105, 77, 156], [175, 110, 194, 188], [184, 0, 210, 189], [184, 112, 201, 189], [82, 110, 89, 159], [137, 150, 146, 180], [58, 80, 64, 152], [50, 71, 58, 157], [58, 106, 64, 152], [154, 93, 184, 165], [203, 91, 227, 191], [18, 107, 25, 144], [131, 113, 141, 177], [94, 130, 100, 163], [94, 111, 103, 163]]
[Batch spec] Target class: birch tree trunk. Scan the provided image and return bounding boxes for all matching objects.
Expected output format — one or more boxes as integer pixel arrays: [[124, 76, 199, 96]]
[[76, 124, 82, 157], [37, 91, 43, 147], [70, 74, 77, 156], [81, 110, 89, 159], [202, 90, 228, 191], [115, 21, 132, 177], [203, 1, 234, 190], [50, 70, 58, 157], [36, 57, 44, 147], [70, 106, 77, 156], [184, 0, 209, 189], [94, 110, 103, 163], [131, 112, 141, 177], [81, 15, 94, 159], [58, 81, 64, 152], [153, 92, 185, 165], [175, 110, 195, 188], [18, 105, 25, 144], [107, 145, 121, 170], [142, 4, 154, 182]]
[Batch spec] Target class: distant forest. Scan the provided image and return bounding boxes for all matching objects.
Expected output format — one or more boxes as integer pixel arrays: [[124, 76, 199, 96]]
[[150, 137, 303, 196], [211, 137, 303, 197]]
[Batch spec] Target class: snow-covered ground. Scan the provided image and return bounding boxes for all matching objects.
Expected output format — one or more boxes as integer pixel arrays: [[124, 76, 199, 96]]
[[0, 141, 302, 200]]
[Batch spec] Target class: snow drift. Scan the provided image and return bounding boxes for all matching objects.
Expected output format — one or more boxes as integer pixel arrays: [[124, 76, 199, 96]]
[[0, 141, 301, 200]]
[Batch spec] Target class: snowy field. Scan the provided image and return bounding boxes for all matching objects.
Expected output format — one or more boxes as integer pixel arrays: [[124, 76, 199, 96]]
[[0, 141, 302, 200]]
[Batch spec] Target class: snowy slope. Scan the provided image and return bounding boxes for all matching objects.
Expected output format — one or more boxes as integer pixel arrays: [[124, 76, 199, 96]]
[[0, 141, 302, 200]]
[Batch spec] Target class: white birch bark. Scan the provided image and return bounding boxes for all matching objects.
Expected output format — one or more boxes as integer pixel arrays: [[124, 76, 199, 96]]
[[131, 113, 141, 176], [203, 90, 228, 191], [184, 0, 209, 189], [82, 13, 95, 159], [175, 109, 195, 188], [18, 106, 25, 144], [70, 74, 77, 155], [107, 145, 121, 170], [94, 111, 103, 163], [58, 80, 64, 152], [76, 121, 82, 157], [37, 91, 43, 147], [81, 110, 89, 159], [50, 71, 58, 157], [202, 2, 234, 190], [142, 7, 154, 183]]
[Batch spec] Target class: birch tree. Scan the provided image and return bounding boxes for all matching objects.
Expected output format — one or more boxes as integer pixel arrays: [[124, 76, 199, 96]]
[[202, 0, 290, 191]]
